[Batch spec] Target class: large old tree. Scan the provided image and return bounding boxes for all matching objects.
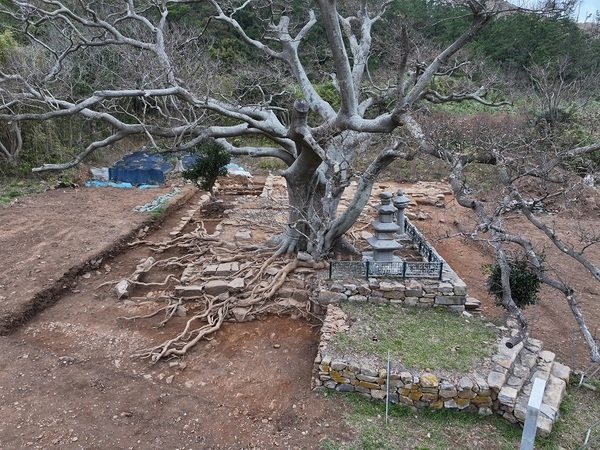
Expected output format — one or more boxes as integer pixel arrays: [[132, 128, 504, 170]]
[[4, 0, 599, 364], [0, 0, 528, 257]]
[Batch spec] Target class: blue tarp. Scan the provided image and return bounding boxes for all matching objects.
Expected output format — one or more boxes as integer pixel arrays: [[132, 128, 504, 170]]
[[109, 167, 165, 185], [109, 150, 172, 184], [181, 152, 199, 169], [85, 180, 160, 189], [104, 150, 252, 185], [86, 180, 134, 188]]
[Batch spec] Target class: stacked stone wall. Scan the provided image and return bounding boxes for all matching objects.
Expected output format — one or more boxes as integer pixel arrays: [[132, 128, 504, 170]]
[[313, 305, 571, 437], [317, 274, 467, 312], [314, 305, 494, 416], [315, 354, 494, 414]]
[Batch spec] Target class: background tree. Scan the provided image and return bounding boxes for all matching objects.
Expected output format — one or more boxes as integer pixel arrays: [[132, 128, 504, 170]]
[[414, 100, 600, 361]]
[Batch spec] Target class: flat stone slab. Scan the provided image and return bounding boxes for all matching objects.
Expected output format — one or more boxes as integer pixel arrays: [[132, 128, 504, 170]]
[[498, 386, 519, 406], [204, 280, 229, 296], [216, 262, 240, 276], [174, 285, 203, 297], [488, 370, 508, 391], [542, 374, 567, 411], [235, 230, 252, 240], [204, 264, 219, 275], [434, 295, 466, 306], [551, 362, 571, 382], [228, 277, 245, 291]]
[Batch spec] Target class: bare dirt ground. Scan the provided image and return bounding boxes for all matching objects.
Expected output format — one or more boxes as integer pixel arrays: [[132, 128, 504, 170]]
[[0, 177, 599, 449], [0, 182, 350, 449], [404, 181, 600, 370]]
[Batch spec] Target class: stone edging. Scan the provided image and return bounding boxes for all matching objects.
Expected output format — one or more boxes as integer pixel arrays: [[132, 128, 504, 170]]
[[313, 304, 571, 437], [317, 274, 467, 311]]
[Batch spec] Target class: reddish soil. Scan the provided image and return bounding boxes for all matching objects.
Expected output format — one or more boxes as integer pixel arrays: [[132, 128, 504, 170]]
[[0, 178, 599, 449], [405, 183, 600, 371], [0, 183, 350, 449]]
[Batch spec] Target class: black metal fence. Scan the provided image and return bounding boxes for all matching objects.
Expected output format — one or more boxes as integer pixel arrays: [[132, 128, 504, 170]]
[[403, 218, 443, 264], [329, 218, 444, 280], [329, 260, 443, 280]]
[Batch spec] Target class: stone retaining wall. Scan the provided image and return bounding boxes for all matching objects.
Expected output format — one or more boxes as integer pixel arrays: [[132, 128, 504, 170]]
[[313, 304, 494, 415], [317, 274, 467, 312], [313, 304, 571, 437], [316, 354, 495, 413]]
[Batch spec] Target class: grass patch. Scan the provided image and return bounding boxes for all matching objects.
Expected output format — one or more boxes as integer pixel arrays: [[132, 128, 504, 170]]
[[320, 390, 522, 450], [319, 344, 600, 450], [321, 384, 600, 449], [327, 302, 498, 372], [0, 179, 46, 204], [149, 207, 164, 219]]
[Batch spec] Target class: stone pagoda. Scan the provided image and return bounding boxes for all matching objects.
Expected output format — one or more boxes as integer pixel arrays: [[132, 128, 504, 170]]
[[365, 192, 402, 262]]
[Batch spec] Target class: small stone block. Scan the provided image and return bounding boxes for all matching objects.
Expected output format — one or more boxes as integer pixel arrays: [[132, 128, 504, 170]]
[[336, 383, 355, 392], [175, 285, 203, 297], [498, 386, 519, 406], [434, 295, 466, 306], [204, 264, 218, 275], [204, 280, 229, 296]]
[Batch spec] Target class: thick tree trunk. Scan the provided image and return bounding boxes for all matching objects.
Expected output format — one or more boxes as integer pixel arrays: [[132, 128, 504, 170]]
[[282, 176, 325, 253], [273, 101, 405, 258], [275, 99, 327, 255]]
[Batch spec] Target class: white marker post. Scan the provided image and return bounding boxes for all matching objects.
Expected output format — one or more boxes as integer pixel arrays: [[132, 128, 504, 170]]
[[520, 377, 546, 450], [385, 350, 391, 425]]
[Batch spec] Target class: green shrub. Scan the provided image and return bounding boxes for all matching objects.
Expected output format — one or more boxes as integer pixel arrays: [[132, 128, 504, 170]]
[[484, 256, 542, 309], [182, 140, 231, 198]]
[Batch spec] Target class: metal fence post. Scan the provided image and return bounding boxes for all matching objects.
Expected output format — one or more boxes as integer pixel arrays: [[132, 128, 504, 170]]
[[365, 260, 370, 280]]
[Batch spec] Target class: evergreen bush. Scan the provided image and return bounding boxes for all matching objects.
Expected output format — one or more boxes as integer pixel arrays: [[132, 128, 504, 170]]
[[484, 256, 542, 309], [182, 140, 231, 199]]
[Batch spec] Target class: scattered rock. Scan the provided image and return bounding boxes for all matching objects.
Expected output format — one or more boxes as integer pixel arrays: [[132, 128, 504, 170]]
[[235, 230, 252, 240]]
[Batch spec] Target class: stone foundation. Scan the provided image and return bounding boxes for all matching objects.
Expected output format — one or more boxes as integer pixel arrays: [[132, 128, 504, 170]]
[[317, 271, 467, 312]]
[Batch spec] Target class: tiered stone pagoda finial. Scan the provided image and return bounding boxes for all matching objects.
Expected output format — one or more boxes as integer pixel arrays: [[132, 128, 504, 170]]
[[366, 192, 402, 262], [393, 188, 410, 240]]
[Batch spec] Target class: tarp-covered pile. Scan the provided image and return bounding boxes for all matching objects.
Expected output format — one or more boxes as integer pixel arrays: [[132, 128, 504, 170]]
[[109, 150, 172, 185], [90, 150, 252, 186]]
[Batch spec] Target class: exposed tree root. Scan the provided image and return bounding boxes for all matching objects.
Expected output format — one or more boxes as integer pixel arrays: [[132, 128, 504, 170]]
[[117, 230, 326, 363], [117, 306, 168, 321], [134, 297, 230, 363]]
